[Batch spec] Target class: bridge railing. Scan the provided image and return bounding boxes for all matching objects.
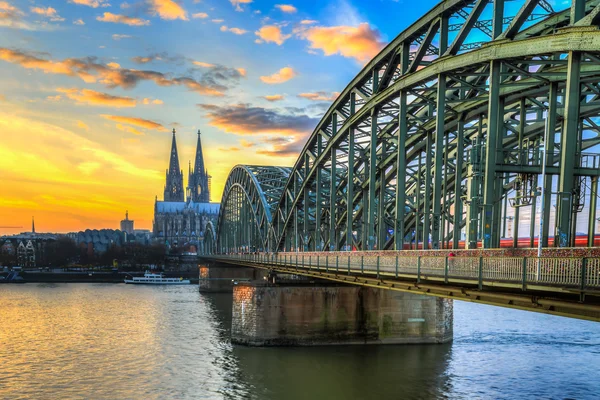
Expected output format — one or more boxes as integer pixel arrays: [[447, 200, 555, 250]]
[[218, 253, 600, 291]]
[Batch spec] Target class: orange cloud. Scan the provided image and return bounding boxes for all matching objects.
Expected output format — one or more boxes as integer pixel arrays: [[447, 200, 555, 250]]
[[142, 98, 163, 105], [116, 123, 144, 135], [263, 94, 284, 102], [220, 25, 247, 34], [100, 114, 168, 131], [260, 66, 296, 84], [97, 12, 150, 26], [300, 19, 317, 24], [230, 0, 252, 12], [30, 6, 64, 21], [193, 61, 215, 68], [69, 0, 110, 8], [298, 91, 339, 101], [296, 23, 384, 63], [57, 88, 137, 107], [211, 18, 223, 23], [237, 67, 247, 77], [149, 0, 188, 21], [192, 12, 208, 19], [240, 139, 255, 148], [275, 4, 296, 13], [73, 18, 85, 25], [255, 25, 290, 45]]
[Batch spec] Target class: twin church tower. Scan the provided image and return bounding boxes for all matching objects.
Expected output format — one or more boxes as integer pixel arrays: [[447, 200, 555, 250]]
[[164, 129, 211, 203]]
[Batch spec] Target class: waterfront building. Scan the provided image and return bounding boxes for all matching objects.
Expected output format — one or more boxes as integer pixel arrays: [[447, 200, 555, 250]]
[[1, 219, 57, 267], [153, 129, 219, 254], [120, 211, 134, 235]]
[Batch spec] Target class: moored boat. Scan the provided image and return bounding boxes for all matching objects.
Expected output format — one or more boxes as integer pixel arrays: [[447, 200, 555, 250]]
[[124, 271, 190, 285]]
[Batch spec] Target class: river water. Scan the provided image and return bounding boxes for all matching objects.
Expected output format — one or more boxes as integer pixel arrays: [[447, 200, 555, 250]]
[[0, 284, 599, 400]]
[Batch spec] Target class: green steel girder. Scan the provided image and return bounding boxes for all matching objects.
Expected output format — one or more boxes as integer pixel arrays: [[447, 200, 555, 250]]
[[215, 0, 600, 252]]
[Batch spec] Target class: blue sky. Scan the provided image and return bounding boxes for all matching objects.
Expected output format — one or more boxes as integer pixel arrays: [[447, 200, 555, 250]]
[[0, 0, 440, 232]]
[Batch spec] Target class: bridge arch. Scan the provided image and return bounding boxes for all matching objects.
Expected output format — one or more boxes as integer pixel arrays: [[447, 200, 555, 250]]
[[217, 0, 600, 252], [216, 165, 291, 253]]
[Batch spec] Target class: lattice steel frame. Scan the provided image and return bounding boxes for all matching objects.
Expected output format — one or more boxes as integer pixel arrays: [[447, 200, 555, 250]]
[[218, 0, 600, 252]]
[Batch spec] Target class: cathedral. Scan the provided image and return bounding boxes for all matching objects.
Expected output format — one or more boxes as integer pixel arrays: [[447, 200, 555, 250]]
[[153, 129, 219, 254]]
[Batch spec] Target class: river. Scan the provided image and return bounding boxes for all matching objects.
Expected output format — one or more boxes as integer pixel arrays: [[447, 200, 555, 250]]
[[0, 284, 599, 399]]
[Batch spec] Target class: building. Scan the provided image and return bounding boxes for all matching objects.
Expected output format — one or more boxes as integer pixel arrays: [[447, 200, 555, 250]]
[[153, 129, 219, 254], [70, 229, 124, 256], [120, 211, 134, 235], [1, 218, 57, 267]]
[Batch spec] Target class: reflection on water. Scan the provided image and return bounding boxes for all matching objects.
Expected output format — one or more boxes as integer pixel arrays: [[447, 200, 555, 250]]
[[1, 284, 599, 400]]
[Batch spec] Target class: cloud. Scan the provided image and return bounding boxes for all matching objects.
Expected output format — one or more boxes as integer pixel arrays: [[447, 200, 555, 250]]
[[112, 34, 132, 40], [297, 91, 339, 101], [0, 48, 236, 96], [295, 23, 384, 63], [73, 18, 85, 25], [107, 62, 120, 68], [101, 114, 168, 131], [76, 120, 90, 131], [69, 0, 111, 8], [0, 1, 36, 30], [275, 4, 296, 13], [148, 0, 188, 21], [193, 60, 215, 68], [142, 98, 163, 104], [46, 95, 62, 102], [220, 25, 247, 34], [116, 123, 143, 135], [0, 94, 5, 101], [256, 136, 306, 157], [77, 161, 102, 175], [218, 146, 240, 152], [260, 66, 296, 84], [211, 18, 223, 23], [57, 88, 137, 107], [255, 25, 290, 45], [230, 0, 252, 12], [263, 94, 284, 102], [240, 139, 255, 148], [30, 6, 65, 21], [97, 12, 150, 26], [197, 103, 317, 136], [300, 19, 317, 24], [192, 12, 208, 19], [237, 67, 246, 77]]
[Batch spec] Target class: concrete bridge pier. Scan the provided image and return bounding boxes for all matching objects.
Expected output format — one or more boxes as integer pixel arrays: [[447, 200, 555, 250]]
[[198, 263, 263, 292], [231, 283, 453, 346]]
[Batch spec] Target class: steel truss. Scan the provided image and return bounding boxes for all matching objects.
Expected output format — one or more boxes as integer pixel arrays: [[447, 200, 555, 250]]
[[217, 166, 291, 253], [218, 0, 600, 252]]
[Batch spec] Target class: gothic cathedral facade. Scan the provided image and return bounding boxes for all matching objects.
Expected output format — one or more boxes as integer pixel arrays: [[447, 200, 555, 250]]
[[153, 129, 219, 254]]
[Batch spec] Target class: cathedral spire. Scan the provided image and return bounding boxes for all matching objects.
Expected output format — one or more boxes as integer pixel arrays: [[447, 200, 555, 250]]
[[194, 129, 206, 175], [188, 129, 211, 203], [32, 216, 35, 233], [164, 128, 184, 202], [168, 128, 181, 175]]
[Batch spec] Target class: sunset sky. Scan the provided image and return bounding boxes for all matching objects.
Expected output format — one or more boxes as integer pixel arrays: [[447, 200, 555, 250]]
[[0, 0, 435, 234]]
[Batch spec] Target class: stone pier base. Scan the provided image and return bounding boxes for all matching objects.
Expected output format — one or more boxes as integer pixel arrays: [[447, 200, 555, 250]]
[[231, 283, 453, 346], [198, 264, 262, 292]]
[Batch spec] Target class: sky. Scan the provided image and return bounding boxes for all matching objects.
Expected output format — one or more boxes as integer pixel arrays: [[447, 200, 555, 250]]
[[0, 0, 441, 234]]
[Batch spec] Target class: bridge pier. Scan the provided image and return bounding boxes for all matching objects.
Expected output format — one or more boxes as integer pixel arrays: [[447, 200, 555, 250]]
[[231, 283, 453, 346], [198, 263, 262, 292]]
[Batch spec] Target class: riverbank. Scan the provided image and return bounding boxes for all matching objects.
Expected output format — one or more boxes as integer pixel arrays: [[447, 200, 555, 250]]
[[1, 271, 199, 284]]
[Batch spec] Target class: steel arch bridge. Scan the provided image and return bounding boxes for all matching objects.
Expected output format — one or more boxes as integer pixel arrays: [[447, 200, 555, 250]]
[[217, 0, 600, 253]]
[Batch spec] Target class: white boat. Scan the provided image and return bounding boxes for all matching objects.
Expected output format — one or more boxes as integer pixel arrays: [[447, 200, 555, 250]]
[[124, 271, 190, 285]]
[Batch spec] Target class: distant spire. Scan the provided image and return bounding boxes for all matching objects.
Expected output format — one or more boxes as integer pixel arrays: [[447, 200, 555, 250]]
[[126, 210, 129, 221], [169, 130, 181, 174], [32, 216, 35, 233], [194, 129, 206, 178]]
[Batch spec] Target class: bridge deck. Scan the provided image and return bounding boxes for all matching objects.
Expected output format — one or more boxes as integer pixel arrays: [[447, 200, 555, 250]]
[[204, 252, 600, 323]]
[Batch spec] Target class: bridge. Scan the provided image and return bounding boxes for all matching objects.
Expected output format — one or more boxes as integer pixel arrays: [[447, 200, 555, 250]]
[[201, 0, 600, 344]]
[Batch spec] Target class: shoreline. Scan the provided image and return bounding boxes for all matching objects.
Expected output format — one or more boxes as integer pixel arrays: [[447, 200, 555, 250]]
[[1, 271, 199, 284]]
